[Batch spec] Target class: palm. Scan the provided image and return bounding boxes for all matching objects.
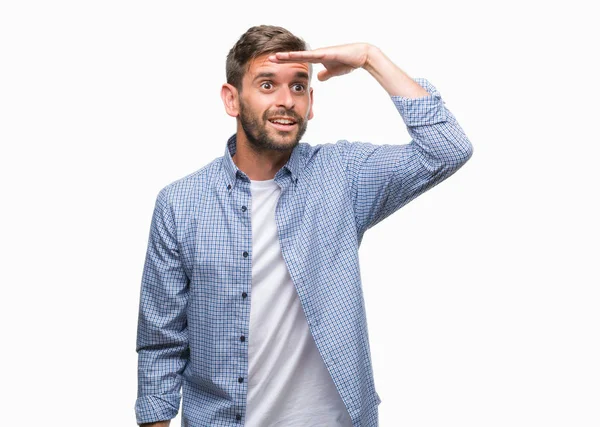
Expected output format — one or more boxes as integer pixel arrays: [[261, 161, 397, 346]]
[[319, 58, 356, 80]]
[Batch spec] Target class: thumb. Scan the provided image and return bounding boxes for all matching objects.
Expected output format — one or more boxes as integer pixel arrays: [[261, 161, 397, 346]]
[[317, 69, 332, 81]]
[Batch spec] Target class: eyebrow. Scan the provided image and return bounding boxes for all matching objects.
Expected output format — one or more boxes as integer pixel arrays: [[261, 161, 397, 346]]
[[253, 71, 309, 82]]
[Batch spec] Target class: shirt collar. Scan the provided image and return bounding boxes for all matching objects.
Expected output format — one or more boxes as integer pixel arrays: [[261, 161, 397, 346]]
[[222, 133, 304, 186]]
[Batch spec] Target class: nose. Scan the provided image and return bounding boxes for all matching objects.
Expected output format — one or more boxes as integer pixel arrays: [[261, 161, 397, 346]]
[[275, 86, 295, 110]]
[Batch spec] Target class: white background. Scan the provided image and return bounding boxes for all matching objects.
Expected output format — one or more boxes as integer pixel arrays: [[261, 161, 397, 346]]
[[1, 1, 598, 426]]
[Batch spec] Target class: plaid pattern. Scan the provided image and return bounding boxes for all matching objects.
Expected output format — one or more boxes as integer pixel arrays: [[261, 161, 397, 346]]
[[135, 77, 473, 426]]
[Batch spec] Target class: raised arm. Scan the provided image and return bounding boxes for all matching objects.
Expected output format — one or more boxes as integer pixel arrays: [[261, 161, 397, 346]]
[[270, 44, 473, 239], [340, 76, 472, 238]]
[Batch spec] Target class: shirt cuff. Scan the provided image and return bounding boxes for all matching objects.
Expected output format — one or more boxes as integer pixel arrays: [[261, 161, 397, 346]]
[[390, 77, 447, 127], [135, 392, 181, 425]]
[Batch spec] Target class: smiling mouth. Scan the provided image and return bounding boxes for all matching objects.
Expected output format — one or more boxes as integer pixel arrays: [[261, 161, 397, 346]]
[[268, 119, 298, 132]]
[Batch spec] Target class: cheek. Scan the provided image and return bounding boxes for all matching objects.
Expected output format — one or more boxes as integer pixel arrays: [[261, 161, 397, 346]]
[[303, 105, 312, 120]]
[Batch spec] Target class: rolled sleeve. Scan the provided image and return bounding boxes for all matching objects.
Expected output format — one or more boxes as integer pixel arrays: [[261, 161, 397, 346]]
[[391, 77, 448, 126], [341, 77, 473, 239], [135, 392, 181, 425]]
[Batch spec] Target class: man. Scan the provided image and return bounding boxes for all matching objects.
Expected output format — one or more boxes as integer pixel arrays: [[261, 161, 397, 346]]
[[135, 25, 473, 427]]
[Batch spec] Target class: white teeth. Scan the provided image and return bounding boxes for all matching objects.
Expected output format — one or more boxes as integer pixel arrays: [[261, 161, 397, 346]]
[[271, 119, 295, 125]]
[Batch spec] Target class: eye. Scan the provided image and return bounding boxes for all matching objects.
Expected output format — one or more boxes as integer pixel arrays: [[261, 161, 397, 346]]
[[292, 83, 306, 92], [260, 82, 273, 90]]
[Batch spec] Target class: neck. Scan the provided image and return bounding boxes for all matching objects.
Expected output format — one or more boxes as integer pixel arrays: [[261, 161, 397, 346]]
[[232, 131, 292, 181]]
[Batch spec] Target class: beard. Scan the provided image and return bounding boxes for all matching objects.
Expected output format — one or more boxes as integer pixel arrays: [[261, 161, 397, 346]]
[[238, 97, 308, 153]]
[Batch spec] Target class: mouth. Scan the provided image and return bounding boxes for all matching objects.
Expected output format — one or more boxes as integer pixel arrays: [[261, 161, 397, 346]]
[[268, 118, 298, 132]]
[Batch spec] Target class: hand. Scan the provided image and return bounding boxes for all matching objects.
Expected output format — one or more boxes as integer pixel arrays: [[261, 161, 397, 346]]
[[268, 43, 373, 82]]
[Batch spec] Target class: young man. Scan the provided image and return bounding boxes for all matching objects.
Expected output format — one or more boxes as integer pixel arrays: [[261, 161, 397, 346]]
[[135, 25, 473, 427]]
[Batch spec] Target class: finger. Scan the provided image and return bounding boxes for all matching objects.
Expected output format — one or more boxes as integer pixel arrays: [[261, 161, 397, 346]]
[[268, 51, 327, 63], [279, 50, 327, 59], [317, 69, 332, 81]]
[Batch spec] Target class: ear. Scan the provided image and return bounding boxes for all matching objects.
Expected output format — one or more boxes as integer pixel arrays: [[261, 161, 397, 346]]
[[221, 83, 239, 117], [307, 87, 314, 120]]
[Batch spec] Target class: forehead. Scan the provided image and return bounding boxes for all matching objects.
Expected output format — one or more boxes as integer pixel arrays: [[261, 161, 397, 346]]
[[246, 53, 310, 81]]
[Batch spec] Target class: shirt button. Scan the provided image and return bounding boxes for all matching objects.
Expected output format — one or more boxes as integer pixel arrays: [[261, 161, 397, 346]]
[[242, 292, 247, 298], [236, 414, 242, 421], [240, 335, 245, 342], [227, 184, 231, 190], [241, 205, 247, 212], [243, 251, 248, 258], [238, 376, 244, 383]]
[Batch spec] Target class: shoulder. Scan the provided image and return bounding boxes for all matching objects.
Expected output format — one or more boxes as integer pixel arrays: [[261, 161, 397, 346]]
[[157, 156, 221, 209], [298, 139, 347, 166]]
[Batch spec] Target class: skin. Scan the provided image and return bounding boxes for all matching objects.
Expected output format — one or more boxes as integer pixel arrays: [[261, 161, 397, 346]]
[[221, 53, 314, 181], [140, 41, 430, 427]]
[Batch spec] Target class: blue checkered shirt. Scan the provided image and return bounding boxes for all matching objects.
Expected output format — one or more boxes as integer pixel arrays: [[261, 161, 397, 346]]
[[135, 77, 473, 426]]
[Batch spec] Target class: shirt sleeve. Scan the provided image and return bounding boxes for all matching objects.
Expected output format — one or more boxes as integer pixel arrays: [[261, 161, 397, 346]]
[[340, 77, 474, 239], [135, 186, 190, 425]]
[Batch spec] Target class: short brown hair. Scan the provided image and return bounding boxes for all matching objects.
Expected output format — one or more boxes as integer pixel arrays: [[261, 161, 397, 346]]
[[226, 25, 312, 93]]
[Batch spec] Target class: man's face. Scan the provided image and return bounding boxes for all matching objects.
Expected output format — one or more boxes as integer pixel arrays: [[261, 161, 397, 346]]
[[237, 53, 314, 153]]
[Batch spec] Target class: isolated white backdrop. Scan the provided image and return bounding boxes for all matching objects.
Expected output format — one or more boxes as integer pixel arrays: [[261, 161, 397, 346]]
[[1, 1, 598, 426]]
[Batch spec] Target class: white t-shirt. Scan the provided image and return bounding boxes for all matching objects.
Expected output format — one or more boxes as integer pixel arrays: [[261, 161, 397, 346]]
[[245, 177, 353, 427]]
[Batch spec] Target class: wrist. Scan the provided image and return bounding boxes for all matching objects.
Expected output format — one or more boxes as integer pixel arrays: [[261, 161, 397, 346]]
[[362, 44, 383, 73], [361, 46, 430, 98]]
